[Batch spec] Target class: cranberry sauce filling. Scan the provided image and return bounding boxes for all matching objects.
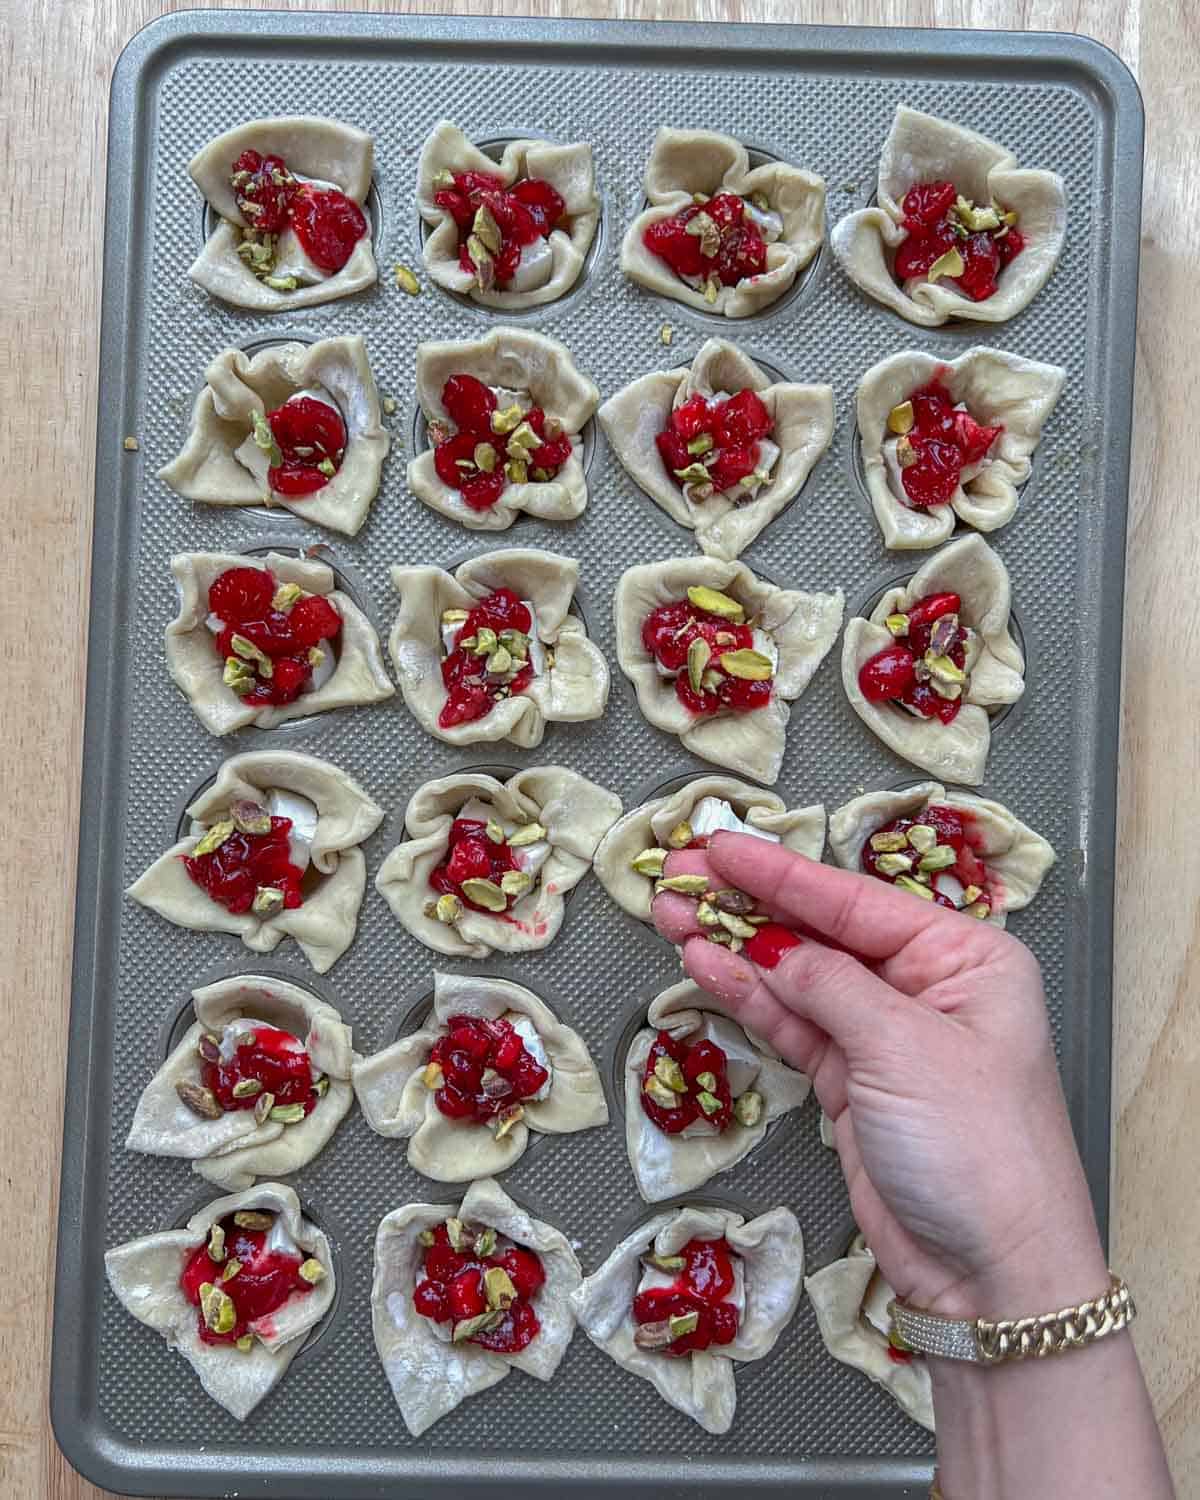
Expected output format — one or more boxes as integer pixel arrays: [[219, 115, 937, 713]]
[[632, 1237, 741, 1357], [201, 1025, 321, 1115], [433, 167, 566, 292], [425, 1013, 549, 1125], [893, 180, 1025, 303], [265, 396, 348, 496], [743, 922, 803, 968], [643, 192, 770, 299], [207, 565, 341, 708], [229, 149, 367, 282], [655, 388, 775, 502], [887, 380, 1002, 510], [428, 817, 529, 912], [412, 1218, 544, 1353], [861, 803, 992, 915], [857, 590, 971, 725], [641, 1030, 734, 1134], [180, 1212, 315, 1346], [184, 816, 306, 915], [438, 587, 537, 728], [642, 588, 774, 717], [431, 373, 573, 512]]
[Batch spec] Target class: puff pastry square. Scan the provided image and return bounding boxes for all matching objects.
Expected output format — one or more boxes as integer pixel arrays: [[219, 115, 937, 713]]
[[600, 338, 833, 560]]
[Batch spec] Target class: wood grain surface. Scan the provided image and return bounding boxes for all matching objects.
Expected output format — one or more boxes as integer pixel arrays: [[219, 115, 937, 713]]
[[2, 1, 1194, 1496]]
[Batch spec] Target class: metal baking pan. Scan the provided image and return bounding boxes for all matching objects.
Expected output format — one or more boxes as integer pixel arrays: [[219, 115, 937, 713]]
[[53, 11, 1143, 1497]]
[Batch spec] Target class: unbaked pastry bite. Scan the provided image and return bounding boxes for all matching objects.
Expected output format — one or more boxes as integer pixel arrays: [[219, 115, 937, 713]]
[[125, 974, 357, 1191], [158, 337, 388, 535], [615, 558, 843, 785], [829, 780, 1054, 925], [408, 327, 599, 530], [831, 105, 1066, 327], [375, 766, 621, 958], [857, 346, 1066, 549], [570, 1202, 804, 1434], [621, 128, 825, 317], [104, 1183, 335, 1420], [187, 118, 376, 311], [127, 751, 383, 974], [373, 1177, 581, 1436], [594, 773, 823, 924], [805, 1233, 934, 1430], [600, 337, 833, 560], [165, 551, 392, 735], [842, 534, 1024, 785], [353, 971, 607, 1183], [625, 979, 810, 1201], [417, 120, 599, 309], [389, 548, 609, 748]]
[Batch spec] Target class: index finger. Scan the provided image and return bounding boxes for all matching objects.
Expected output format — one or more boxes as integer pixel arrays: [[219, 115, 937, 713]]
[[706, 831, 952, 961]]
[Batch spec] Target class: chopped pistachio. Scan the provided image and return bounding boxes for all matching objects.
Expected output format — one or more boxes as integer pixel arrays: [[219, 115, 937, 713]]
[[895, 875, 935, 901], [199, 1283, 237, 1335], [918, 845, 957, 873], [490, 404, 524, 436], [505, 457, 529, 483], [453, 1310, 504, 1342], [123, 435, 139, 451], [932, 678, 963, 701], [713, 887, 755, 914], [643, 1075, 680, 1109], [263, 274, 299, 291], [307, 646, 325, 669], [703, 276, 719, 304], [484, 1265, 517, 1310], [884, 612, 911, 637], [394, 263, 421, 295], [719, 648, 773, 681], [176, 1080, 222, 1118], [672, 460, 711, 483], [660, 323, 673, 345], [233, 1210, 274, 1231], [925, 651, 966, 686], [474, 442, 498, 473], [870, 830, 910, 853], [631, 848, 668, 878], [686, 585, 744, 622], [965, 901, 991, 919], [887, 400, 915, 435], [473, 626, 498, 656], [207, 1223, 227, 1264], [655, 873, 710, 896], [953, 194, 1001, 231], [254, 1091, 275, 1125], [500, 869, 532, 898], [472, 201, 502, 254], [695, 1070, 718, 1092], [474, 1228, 497, 1258], [231, 1077, 263, 1099], [531, 466, 552, 482], [316, 458, 336, 478], [383, 396, 397, 415], [686, 431, 714, 456], [432, 167, 456, 190], [696, 1090, 722, 1117], [252, 885, 285, 917], [927, 247, 965, 283], [418, 1229, 437, 1247], [667, 821, 694, 849], [906, 824, 938, 853], [700, 668, 724, 693], [271, 582, 303, 612], [499, 629, 528, 657], [734, 1090, 764, 1127], [717, 910, 757, 940], [695, 900, 720, 928], [494, 1104, 524, 1140], [422, 1061, 445, 1090], [633, 1318, 675, 1350], [507, 822, 546, 848], [930, 615, 960, 657], [643, 1253, 686, 1273], [684, 210, 720, 258], [486, 645, 513, 676], [687, 636, 711, 692], [875, 852, 914, 876], [484, 819, 506, 845], [962, 884, 983, 905], [221, 1258, 242, 1283], [231, 798, 272, 835], [298, 1258, 326, 1284], [669, 1311, 699, 1338], [460, 878, 507, 912], [230, 633, 274, 678], [506, 420, 540, 454], [445, 1218, 468, 1251], [434, 892, 462, 925], [193, 820, 235, 857], [223, 658, 256, 690], [706, 928, 733, 946], [466, 235, 494, 288], [653, 1055, 687, 1093], [270, 1102, 306, 1124], [896, 434, 918, 468], [235, 1334, 255, 1353], [314, 1076, 329, 1098]]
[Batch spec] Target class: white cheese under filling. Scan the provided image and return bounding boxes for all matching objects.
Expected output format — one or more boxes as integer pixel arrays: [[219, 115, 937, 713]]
[[266, 788, 319, 872], [742, 200, 784, 241], [508, 1013, 553, 1101], [686, 796, 782, 846], [268, 174, 343, 286], [455, 796, 552, 881], [505, 236, 554, 293], [264, 1213, 303, 1259], [635, 1249, 746, 1321]]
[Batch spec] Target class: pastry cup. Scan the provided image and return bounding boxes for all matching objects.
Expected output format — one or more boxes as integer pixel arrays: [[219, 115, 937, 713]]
[[125, 974, 357, 1190], [165, 550, 393, 735], [375, 766, 621, 958], [841, 534, 1024, 785], [805, 1234, 934, 1430], [621, 128, 825, 317], [104, 1182, 335, 1420], [127, 751, 384, 974], [417, 120, 599, 310], [188, 117, 377, 311], [353, 970, 608, 1183], [372, 1176, 581, 1435], [831, 105, 1067, 327], [389, 548, 609, 749], [828, 780, 1055, 927], [857, 347, 1066, 549], [158, 337, 389, 536], [569, 1202, 804, 1434], [624, 979, 811, 1201], [594, 773, 824, 923], [408, 327, 600, 531], [600, 338, 834, 560], [615, 556, 844, 785]]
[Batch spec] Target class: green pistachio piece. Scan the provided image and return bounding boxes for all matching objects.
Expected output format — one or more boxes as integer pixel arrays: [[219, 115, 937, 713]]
[[472, 201, 503, 254], [484, 1265, 517, 1310], [925, 651, 966, 685], [653, 1055, 687, 1093], [654, 874, 710, 896], [887, 400, 915, 435], [500, 869, 532, 898], [918, 845, 957, 873], [493, 1104, 525, 1140], [474, 1228, 497, 1258], [394, 264, 420, 295], [962, 884, 983, 905], [666, 821, 693, 849], [644, 1252, 687, 1272], [230, 633, 273, 678], [695, 1070, 718, 1092], [252, 886, 285, 917], [231, 1078, 263, 1098], [895, 875, 935, 901], [696, 1090, 722, 1117], [253, 1091, 275, 1125], [176, 1080, 223, 1119], [271, 582, 303, 612], [445, 1218, 468, 1251], [687, 587, 744, 622], [199, 1282, 237, 1335], [719, 648, 773, 681], [474, 442, 498, 473], [298, 1258, 326, 1284], [695, 901, 720, 928], [875, 852, 914, 877], [885, 613, 910, 637], [734, 1090, 764, 1127], [192, 820, 235, 857], [235, 1334, 255, 1353], [453, 1310, 504, 1342], [231, 798, 272, 835], [269, 1102, 305, 1124], [906, 824, 938, 853], [687, 636, 711, 692], [927, 247, 965, 282], [869, 830, 909, 853], [473, 627, 498, 656], [263, 274, 298, 291], [207, 1223, 227, 1264], [316, 458, 336, 478], [643, 1076, 680, 1109], [964, 901, 991, 920], [460, 878, 507, 912], [434, 893, 462, 924], [631, 848, 668, 877], [717, 910, 757, 939], [673, 461, 712, 483], [669, 1311, 700, 1338], [252, 410, 283, 465], [686, 432, 714, 456], [422, 1061, 445, 1090], [486, 645, 513, 675], [221, 1257, 242, 1282], [507, 822, 546, 848], [491, 404, 524, 435]]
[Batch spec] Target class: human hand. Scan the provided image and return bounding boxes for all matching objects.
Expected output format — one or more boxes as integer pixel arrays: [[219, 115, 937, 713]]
[[652, 832, 1108, 1317]]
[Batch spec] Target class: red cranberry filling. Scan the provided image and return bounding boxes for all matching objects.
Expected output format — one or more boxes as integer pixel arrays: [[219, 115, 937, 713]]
[[201, 1025, 321, 1114], [434, 168, 566, 291], [426, 1013, 549, 1124], [632, 1237, 741, 1357], [412, 1219, 544, 1353], [265, 396, 348, 497], [857, 590, 969, 724], [641, 1030, 734, 1134], [207, 565, 341, 708], [429, 818, 525, 911], [180, 1213, 314, 1345], [743, 922, 803, 968], [893, 180, 1025, 303], [861, 803, 992, 914], [431, 373, 573, 512], [229, 149, 367, 278], [643, 193, 768, 295], [655, 388, 775, 500], [642, 596, 773, 717], [439, 587, 537, 729], [184, 816, 306, 915], [889, 380, 1002, 510]]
